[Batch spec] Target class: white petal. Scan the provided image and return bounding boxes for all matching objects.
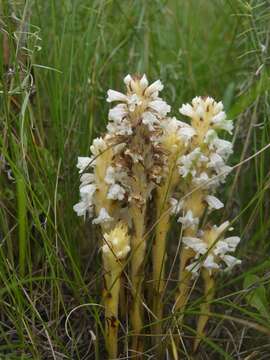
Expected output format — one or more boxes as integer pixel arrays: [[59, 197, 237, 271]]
[[223, 236, 241, 251], [203, 254, 219, 270], [178, 210, 199, 230], [77, 157, 92, 173], [107, 184, 125, 201], [149, 100, 171, 116], [123, 74, 132, 86], [92, 208, 113, 224], [139, 74, 149, 89], [145, 79, 164, 96], [142, 111, 159, 131], [179, 103, 194, 117], [73, 201, 88, 217], [109, 104, 128, 121], [222, 254, 241, 270], [182, 237, 208, 254], [205, 195, 224, 210], [186, 261, 201, 277], [106, 89, 127, 103]]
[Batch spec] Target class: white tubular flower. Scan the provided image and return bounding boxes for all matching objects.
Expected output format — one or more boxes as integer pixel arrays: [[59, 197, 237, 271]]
[[179, 103, 194, 117], [148, 99, 171, 116], [106, 89, 127, 103], [107, 118, 132, 136], [92, 207, 113, 225], [212, 138, 233, 160], [102, 222, 130, 262], [77, 157, 92, 173], [109, 104, 128, 122], [203, 254, 220, 271], [204, 129, 218, 146], [178, 210, 199, 229], [192, 172, 209, 187], [182, 236, 207, 255], [212, 111, 234, 134], [90, 137, 107, 156], [178, 125, 196, 146], [139, 74, 149, 90], [220, 254, 241, 271], [142, 112, 160, 131], [144, 79, 164, 97], [107, 184, 126, 201], [178, 148, 208, 178], [73, 183, 96, 217], [186, 261, 202, 278], [205, 195, 224, 210], [80, 173, 95, 187], [170, 198, 184, 215]]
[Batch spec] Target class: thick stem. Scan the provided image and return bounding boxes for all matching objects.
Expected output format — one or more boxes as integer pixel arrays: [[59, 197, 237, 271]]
[[152, 152, 179, 341], [104, 266, 121, 359], [130, 205, 146, 356], [193, 269, 215, 352], [152, 201, 170, 339]]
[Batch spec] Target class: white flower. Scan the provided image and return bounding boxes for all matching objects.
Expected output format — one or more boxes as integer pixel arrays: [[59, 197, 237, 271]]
[[182, 236, 207, 254], [80, 173, 95, 186], [179, 103, 194, 117], [145, 79, 164, 97], [223, 236, 241, 252], [73, 183, 96, 217], [211, 111, 233, 134], [220, 254, 241, 271], [92, 207, 113, 224], [142, 111, 160, 131], [192, 172, 209, 187], [127, 94, 143, 112], [77, 157, 92, 173], [109, 104, 128, 122], [107, 118, 133, 136], [186, 261, 201, 278], [106, 89, 127, 103], [204, 129, 218, 145], [149, 99, 171, 116], [205, 195, 224, 210], [73, 201, 92, 217], [139, 74, 149, 90], [178, 125, 196, 145], [170, 198, 184, 215], [212, 138, 233, 160], [90, 137, 107, 156], [207, 153, 230, 174], [203, 254, 220, 271], [123, 74, 133, 86], [178, 210, 199, 230], [107, 184, 126, 201], [105, 166, 116, 185], [178, 148, 208, 178]]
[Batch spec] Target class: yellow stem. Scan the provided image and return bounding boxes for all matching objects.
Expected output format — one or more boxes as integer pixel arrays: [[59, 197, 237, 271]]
[[193, 269, 215, 352], [104, 266, 121, 359], [130, 205, 146, 355]]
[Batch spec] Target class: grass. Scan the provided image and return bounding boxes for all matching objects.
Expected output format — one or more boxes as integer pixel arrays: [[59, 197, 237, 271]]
[[0, 0, 270, 358]]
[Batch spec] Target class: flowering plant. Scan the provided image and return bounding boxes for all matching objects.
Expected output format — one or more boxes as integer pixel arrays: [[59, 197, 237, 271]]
[[74, 74, 241, 358]]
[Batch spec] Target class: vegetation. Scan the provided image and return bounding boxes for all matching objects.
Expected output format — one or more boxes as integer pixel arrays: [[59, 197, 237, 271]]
[[0, 0, 269, 359]]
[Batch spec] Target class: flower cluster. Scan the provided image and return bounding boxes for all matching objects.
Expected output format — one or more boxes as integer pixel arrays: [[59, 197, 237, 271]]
[[169, 97, 236, 242], [183, 221, 241, 277], [102, 222, 130, 265], [74, 74, 173, 224]]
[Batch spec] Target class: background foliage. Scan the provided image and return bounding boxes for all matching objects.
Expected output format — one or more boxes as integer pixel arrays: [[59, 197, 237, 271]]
[[0, 0, 269, 358]]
